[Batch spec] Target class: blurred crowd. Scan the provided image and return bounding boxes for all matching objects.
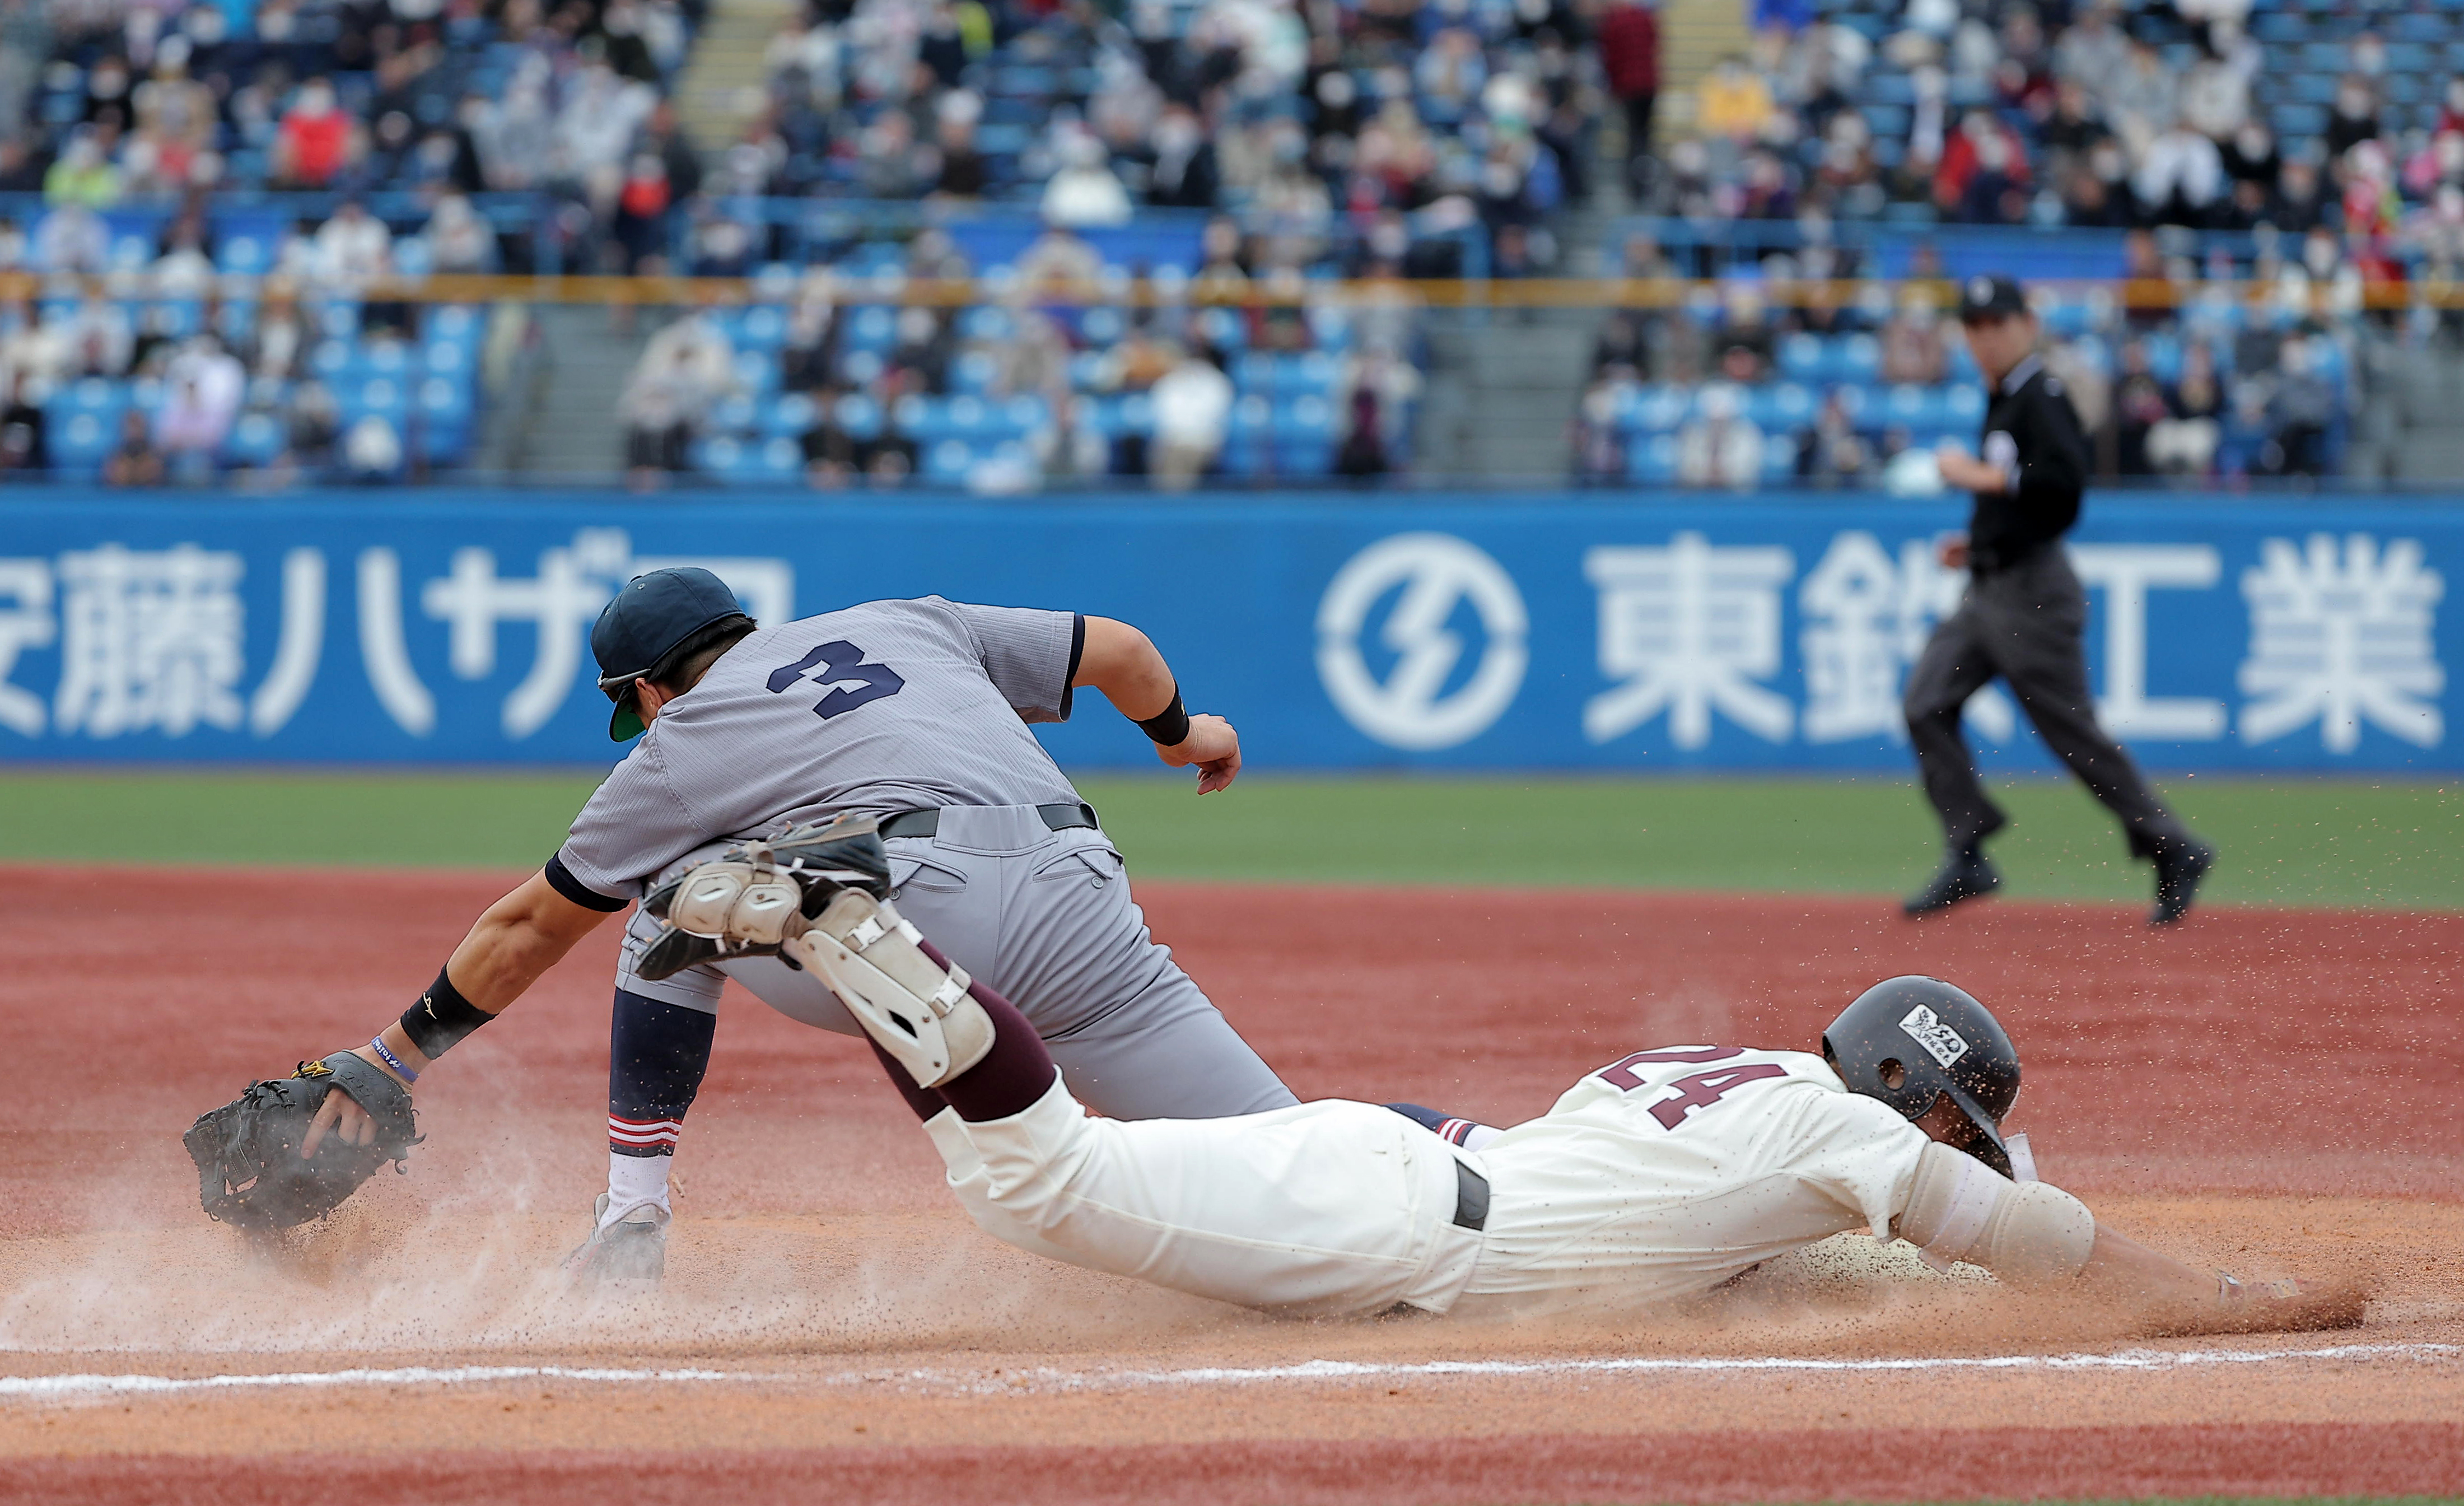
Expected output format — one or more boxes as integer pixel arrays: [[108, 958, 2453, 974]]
[[0, 0, 700, 249], [732, 0, 1599, 275], [617, 218, 1424, 489], [1570, 223, 2381, 488], [1625, 0, 2464, 256]]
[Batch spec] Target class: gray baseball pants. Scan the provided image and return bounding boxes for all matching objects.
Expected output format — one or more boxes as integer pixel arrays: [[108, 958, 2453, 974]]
[[1902, 547, 2192, 860], [615, 804, 1298, 1120]]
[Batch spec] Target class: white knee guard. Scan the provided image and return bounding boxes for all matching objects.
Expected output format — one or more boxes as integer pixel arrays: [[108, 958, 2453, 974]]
[[782, 890, 995, 1089], [1896, 1140, 2097, 1286]]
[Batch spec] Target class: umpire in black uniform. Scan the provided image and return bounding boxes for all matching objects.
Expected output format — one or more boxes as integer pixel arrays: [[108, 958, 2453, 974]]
[[1902, 276, 2215, 926]]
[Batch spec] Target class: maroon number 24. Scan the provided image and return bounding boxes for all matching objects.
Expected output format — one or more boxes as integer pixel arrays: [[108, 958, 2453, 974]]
[[1597, 1047, 1789, 1131]]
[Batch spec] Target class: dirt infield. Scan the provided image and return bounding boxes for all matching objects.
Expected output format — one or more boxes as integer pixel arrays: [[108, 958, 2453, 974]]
[[2, 865, 2460, 1504]]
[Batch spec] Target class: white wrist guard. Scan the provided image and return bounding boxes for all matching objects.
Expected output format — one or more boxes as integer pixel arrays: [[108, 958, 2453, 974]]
[[782, 890, 995, 1089], [1897, 1140, 2096, 1286]]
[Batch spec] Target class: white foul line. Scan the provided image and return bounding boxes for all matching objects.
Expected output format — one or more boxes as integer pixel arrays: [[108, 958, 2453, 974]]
[[0, 1364, 786, 1401], [3, 1342, 2453, 1403], [1025, 1340, 2464, 1390]]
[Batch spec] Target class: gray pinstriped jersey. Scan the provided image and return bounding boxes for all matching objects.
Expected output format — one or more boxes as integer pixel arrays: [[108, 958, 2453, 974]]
[[556, 596, 1083, 902]]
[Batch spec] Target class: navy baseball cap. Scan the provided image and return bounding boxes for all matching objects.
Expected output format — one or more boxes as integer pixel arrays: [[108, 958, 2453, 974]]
[[1957, 274, 2029, 322], [592, 567, 750, 741]]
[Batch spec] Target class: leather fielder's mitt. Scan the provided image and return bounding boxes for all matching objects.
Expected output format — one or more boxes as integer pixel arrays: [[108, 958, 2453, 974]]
[[183, 1053, 420, 1230]]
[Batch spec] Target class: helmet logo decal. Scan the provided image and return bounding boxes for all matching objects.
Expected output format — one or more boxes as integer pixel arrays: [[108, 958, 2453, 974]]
[[1898, 1005, 1970, 1069]]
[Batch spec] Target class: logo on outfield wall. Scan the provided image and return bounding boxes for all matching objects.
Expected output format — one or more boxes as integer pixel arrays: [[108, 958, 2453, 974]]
[[0, 530, 792, 743], [1316, 533, 1528, 750]]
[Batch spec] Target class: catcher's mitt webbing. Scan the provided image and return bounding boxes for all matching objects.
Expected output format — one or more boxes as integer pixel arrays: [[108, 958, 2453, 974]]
[[184, 1052, 420, 1230]]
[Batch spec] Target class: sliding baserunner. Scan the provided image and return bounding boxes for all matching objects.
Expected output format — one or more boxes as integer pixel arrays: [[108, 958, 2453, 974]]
[[634, 819, 2357, 1327]]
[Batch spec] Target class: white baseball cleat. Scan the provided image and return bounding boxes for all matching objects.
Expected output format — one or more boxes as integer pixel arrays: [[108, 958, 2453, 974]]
[[783, 890, 993, 1089]]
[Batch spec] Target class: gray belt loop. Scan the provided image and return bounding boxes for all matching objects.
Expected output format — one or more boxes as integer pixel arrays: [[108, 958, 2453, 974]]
[[880, 802, 1098, 842]]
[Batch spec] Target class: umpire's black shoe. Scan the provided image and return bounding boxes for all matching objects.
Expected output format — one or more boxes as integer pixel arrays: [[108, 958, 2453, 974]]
[[1903, 851, 2002, 918], [2150, 838, 2216, 927]]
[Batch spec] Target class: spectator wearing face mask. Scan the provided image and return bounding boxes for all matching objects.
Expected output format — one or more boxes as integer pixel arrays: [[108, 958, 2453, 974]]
[[423, 194, 500, 275], [1149, 343, 1233, 490], [275, 77, 357, 188], [43, 130, 122, 208], [2326, 74, 2382, 161], [1676, 382, 1765, 489], [104, 411, 166, 488], [0, 374, 48, 476], [155, 335, 248, 481], [1147, 105, 1219, 209], [1880, 288, 1949, 384], [2267, 336, 2338, 475]]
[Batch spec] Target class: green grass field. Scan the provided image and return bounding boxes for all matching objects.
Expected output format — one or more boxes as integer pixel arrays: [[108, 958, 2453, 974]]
[[1, 770, 2458, 910]]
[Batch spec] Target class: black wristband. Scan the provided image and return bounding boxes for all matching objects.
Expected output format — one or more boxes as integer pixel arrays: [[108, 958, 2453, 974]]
[[399, 966, 493, 1059], [1136, 688, 1191, 747]]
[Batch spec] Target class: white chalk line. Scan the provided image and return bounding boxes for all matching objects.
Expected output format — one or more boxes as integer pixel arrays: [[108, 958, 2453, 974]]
[[3, 1341, 2454, 1402], [0, 1364, 791, 1401], [1012, 1340, 2464, 1391]]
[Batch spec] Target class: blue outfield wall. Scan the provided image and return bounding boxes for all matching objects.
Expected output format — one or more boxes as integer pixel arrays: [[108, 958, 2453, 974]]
[[0, 490, 2450, 773]]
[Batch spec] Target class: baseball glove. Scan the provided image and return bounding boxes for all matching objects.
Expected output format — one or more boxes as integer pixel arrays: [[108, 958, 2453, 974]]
[[183, 1053, 420, 1230]]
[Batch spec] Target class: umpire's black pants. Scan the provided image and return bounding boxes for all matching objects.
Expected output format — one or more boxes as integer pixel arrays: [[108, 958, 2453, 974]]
[[1903, 548, 2190, 859]]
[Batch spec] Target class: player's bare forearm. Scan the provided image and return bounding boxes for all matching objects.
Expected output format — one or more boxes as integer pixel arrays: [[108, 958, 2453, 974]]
[[1075, 614, 1242, 792], [1074, 615, 1178, 719], [445, 870, 613, 1015], [2079, 1221, 2364, 1334], [305, 871, 609, 1156], [2077, 1222, 2220, 1304]]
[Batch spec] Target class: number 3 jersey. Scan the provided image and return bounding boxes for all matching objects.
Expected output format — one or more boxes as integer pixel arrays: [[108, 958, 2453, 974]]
[[1458, 1046, 1933, 1309], [554, 598, 1087, 904]]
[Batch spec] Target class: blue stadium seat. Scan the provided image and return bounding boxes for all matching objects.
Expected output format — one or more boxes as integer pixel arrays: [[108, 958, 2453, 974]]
[[49, 409, 118, 473], [425, 305, 483, 345], [842, 305, 898, 352], [359, 341, 412, 377], [1195, 307, 1247, 352], [223, 411, 286, 467], [1747, 382, 1816, 430], [735, 304, 789, 350], [1627, 432, 1679, 484], [710, 394, 758, 434], [763, 392, 818, 436], [950, 349, 1000, 394], [834, 393, 885, 439], [731, 349, 779, 397], [421, 338, 470, 379], [924, 437, 976, 482], [959, 306, 1016, 343], [218, 236, 270, 276], [340, 375, 411, 425], [1624, 384, 1692, 433]]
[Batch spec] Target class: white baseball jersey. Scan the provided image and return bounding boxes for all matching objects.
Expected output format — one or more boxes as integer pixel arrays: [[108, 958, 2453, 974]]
[[925, 1045, 1934, 1319], [1462, 1046, 1931, 1308]]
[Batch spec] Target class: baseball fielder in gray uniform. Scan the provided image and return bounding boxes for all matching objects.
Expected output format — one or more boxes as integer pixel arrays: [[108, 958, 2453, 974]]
[[299, 567, 1298, 1280]]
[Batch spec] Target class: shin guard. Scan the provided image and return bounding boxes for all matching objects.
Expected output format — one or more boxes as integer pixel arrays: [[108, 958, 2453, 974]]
[[784, 890, 995, 1088]]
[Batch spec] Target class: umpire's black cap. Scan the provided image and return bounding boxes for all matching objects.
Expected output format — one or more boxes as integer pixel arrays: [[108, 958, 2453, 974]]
[[592, 567, 752, 742], [1957, 274, 2030, 323]]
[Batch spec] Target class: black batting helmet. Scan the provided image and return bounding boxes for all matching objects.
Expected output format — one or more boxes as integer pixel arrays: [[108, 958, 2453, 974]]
[[1822, 976, 2021, 1175]]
